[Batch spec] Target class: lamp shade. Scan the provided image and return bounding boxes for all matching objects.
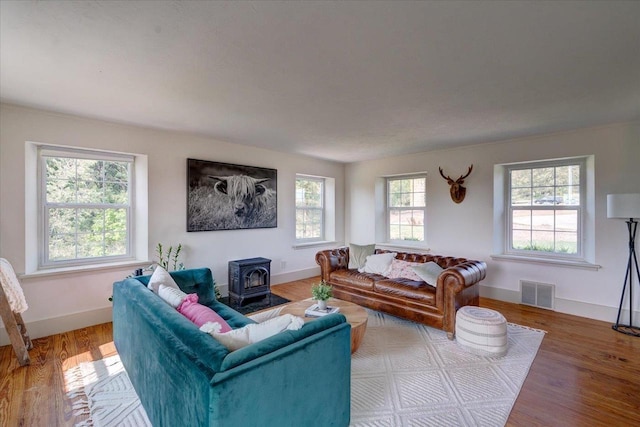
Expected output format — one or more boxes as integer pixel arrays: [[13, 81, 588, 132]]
[[607, 193, 640, 219]]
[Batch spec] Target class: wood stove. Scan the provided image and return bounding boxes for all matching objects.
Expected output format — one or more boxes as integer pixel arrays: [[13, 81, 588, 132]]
[[228, 257, 271, 307]]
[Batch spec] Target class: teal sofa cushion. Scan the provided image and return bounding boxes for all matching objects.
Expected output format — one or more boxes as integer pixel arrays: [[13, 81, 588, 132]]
[[135, 267, 217, 306], [113, 267, 351, 427]]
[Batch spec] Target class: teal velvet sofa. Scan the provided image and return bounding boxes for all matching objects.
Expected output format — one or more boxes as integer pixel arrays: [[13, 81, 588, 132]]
[[113, 268, 351, 427]]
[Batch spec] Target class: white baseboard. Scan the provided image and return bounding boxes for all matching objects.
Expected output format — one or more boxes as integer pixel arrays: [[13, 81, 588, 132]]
[[0, 306, 113, 347], [272, 266, 320, 285], [479, 284, 638, 325]]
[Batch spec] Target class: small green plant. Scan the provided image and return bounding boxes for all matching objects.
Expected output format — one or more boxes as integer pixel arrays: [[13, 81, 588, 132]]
[[156, 243, 184, 270], [212, 278, 221, 300], [311, 281, 333, 301]]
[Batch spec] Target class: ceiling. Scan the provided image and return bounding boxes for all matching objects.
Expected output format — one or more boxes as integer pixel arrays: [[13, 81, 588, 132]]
[[1, 1, 639, 163]]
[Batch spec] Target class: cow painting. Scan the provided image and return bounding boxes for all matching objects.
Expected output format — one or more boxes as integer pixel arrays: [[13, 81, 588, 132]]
[[187, 159, 277, 232]]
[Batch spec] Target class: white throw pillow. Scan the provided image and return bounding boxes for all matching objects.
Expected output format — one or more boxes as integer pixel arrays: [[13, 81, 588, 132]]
[[359, 252, 397, 276], [158, 284, 187, 308], [147, 266, 181, 294], [201, 314, 305, 351], [412, 261, 444, 286], [348, 243, 376, 269]]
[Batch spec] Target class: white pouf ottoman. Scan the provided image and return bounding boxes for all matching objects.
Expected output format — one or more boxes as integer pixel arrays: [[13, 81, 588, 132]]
[[456, 306, 508, 357]]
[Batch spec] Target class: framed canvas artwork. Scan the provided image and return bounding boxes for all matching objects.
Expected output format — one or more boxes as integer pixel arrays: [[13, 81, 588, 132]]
[[187, 158, 277, 232]]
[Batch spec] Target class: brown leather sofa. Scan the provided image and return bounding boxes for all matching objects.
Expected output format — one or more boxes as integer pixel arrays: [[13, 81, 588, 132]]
[[315, 248, 487, 339]]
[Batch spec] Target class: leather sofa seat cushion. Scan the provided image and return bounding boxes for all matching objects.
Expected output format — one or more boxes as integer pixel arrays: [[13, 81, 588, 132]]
[[330, 269, 379, 290], [374, 279, 436, 303]]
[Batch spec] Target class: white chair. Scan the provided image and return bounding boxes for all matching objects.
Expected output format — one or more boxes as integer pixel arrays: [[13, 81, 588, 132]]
[[0, 258, 32, 366]]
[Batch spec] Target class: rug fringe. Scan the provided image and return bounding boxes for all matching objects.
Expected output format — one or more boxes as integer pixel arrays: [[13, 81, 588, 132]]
[[71, 399, 89, 411], [65, 365, 92, 421], [508, 322, 547, 334], [66, 391, 85, 399], [65, 365, 85, 390]]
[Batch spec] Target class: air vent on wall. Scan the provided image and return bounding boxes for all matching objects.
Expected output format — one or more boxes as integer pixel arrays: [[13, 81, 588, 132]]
[[520, 280, 555, 310]]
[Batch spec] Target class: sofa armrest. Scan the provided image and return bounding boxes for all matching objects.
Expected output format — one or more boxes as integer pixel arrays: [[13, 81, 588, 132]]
[[210, 316, 351, 426], [316, 247, 349, 282], [219, 313, 347, 371], [437, 260, 487, 336], [438, 260, 487, 293]]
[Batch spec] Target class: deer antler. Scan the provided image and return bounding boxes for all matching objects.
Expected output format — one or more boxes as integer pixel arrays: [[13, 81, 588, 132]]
[[440, 165, 473, 203], [439, 167, 453, 184], [457, 164, 473, 182]]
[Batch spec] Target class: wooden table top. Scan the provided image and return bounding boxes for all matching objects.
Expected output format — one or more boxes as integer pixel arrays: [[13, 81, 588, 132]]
[[280, 298, 368, 353]]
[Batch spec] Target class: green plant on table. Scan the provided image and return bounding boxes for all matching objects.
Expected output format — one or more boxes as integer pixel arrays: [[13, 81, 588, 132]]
[[311, 281, 333, 301]]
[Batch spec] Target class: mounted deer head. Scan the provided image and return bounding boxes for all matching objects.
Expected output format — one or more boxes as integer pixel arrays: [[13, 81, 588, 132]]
[[439, 165, 473, 204]]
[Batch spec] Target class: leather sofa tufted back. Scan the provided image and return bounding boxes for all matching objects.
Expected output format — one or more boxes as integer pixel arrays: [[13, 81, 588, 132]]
[[375, 249, 468, 269]]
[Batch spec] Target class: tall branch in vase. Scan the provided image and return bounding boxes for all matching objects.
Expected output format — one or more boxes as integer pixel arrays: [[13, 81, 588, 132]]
[[156, 243, 184, 271]]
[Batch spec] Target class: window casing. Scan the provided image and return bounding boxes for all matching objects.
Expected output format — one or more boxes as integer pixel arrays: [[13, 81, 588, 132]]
[[386, 175, 427, 243], [39, 146, 134, 268], [506, 158, 585, 259], [295, 176, 325, 242]]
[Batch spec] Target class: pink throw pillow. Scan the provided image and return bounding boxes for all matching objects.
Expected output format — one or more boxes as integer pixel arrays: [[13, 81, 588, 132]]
[[177, 294, 232, 332], [386, 259, 423, 281]]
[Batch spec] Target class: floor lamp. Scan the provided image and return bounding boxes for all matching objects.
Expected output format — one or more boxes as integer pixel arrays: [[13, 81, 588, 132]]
[[607, 193, 640, 337]]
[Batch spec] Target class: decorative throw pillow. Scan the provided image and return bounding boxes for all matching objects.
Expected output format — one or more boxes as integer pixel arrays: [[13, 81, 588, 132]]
[[201, 314, 304, 351], [147, 266, 181, 294], [177, 294, 232, 332], [412, 261, 444, 286], [386, 259, 423, 281], [158, 284, 187, 308], [359, 252, 397, 276], [348, 243, 376, 269]]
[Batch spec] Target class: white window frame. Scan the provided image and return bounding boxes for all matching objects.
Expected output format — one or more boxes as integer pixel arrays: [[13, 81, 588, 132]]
[[295, 175, 325, 243], [506, 158, 585, 260], [493, 155, 599, 269], [38, 146, 135, 269], [386, 174, 427, 244]]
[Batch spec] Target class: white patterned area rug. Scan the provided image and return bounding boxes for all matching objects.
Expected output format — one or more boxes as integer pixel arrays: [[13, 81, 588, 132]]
[[65, 310, 544, 427], [65, 355, 151, 427], [351, 310, 544, 426]]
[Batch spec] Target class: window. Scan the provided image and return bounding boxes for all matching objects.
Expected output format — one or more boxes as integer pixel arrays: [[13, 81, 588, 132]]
[[39, 146, 133, 268], [296, 176, 324, 241], [507, 159, 585, 258], [387, 175, 426, 243]]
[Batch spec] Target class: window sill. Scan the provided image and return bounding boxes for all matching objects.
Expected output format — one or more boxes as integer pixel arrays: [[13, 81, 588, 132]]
[[292, 241, 343, 250], [376, 243, 431, 253], [490, 254, 601, 270], [20, 260, 153, 280]]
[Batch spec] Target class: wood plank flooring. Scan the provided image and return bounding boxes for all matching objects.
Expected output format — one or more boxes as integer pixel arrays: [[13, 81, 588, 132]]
[[1, 277, 639, 426]]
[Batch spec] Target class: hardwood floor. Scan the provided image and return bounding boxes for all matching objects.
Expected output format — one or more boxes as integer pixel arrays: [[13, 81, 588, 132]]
[[1, 277, 639, 426]]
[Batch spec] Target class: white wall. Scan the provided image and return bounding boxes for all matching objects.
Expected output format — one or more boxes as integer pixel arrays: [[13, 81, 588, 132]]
[[0, 104, 345, 343], [346, 122, 640, 322], [1, 102, 637, 343]]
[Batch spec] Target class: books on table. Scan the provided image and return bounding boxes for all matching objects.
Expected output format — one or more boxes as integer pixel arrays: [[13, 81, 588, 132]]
[[304, 303, 341, 317]]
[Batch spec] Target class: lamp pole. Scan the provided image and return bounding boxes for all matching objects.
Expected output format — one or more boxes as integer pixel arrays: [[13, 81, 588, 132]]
[[612, 218, 640, 336], [608, 193, 640, 337]]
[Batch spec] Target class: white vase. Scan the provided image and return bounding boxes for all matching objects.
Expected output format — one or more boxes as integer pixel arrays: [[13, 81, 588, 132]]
[[317, 299, 328, 310]]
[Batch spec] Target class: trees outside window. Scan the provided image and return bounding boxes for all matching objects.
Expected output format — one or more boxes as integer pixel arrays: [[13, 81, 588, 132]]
[[387, 175, 426, 243], [296, 176, 324, 241], [40, 147, 133, 267]]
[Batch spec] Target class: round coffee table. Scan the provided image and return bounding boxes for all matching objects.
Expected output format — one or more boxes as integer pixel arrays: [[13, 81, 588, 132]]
[[280, 298, 368, 354]]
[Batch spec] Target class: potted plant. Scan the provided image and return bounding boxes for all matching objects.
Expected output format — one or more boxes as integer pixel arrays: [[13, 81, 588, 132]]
[[311, 281, 333, 310], [156, 243, 184, 271]]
